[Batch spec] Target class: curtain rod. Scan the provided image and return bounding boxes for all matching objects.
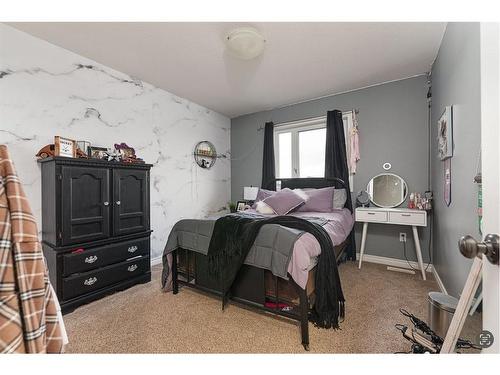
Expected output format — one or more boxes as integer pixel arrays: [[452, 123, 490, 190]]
[[258, 109, 359, 131]]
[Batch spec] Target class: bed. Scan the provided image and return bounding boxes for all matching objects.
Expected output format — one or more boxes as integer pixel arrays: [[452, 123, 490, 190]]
[[161, 177, 355, 351]]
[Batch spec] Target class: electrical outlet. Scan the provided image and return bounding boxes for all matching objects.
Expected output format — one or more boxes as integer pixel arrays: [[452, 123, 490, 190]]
[[399, 233, 407, 242]]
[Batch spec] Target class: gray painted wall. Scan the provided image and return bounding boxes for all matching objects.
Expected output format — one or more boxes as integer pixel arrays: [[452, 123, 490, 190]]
[[231, 76, 431, 262], [430, 23, 481, 297]]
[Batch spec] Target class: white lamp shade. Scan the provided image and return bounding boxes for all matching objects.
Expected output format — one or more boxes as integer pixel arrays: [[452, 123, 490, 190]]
[[243, 186, 259, 201]]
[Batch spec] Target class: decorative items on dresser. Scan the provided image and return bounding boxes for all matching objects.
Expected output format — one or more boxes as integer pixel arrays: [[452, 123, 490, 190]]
[[356, 207, 428, 280], [36, 137, 145, 163], [39, 156, 152, 313]]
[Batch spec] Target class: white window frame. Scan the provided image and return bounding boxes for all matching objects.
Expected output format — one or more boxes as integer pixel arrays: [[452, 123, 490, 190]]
[[274, 112, 354, 191]]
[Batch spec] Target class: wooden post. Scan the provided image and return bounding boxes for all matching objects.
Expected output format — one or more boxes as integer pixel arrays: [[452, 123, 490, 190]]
[[441, 256, 483, 353]]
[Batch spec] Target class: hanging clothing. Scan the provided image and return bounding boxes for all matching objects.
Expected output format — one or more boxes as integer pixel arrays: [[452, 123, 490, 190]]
[[349, 126, 360, 174], [0, 145, 66, 353]]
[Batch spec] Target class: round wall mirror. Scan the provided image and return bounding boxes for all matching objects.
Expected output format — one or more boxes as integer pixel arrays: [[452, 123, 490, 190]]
[[366, 173, 408, 208]]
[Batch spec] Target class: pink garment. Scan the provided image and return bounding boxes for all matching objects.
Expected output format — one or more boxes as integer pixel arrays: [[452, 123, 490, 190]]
[[349, 127, 360, 174]]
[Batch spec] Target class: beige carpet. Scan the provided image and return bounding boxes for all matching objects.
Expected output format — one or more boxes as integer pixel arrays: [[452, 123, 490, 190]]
[[63, 262, 480, 353]]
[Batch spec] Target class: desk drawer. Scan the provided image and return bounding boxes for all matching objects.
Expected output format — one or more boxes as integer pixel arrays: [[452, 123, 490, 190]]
[[356, 210, 387, 222], [389, 211, 426, 226]]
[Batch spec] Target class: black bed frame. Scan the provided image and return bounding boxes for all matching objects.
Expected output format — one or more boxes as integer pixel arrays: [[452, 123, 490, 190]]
[[171, 178, 351, 351]]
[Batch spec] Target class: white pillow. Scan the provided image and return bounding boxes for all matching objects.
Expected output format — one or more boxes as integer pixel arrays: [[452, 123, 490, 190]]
[[255, 200, 275, 215]]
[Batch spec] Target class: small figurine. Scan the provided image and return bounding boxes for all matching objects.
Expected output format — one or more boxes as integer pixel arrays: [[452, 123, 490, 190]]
[[114, 143, 136, 158], [104, 149, 122, 162], [114, 142, 144, 163], [36, 144, 55, 159], [416, 193, 424, 210], [76, 148, 89, 158], [424, 191, 433, 211]]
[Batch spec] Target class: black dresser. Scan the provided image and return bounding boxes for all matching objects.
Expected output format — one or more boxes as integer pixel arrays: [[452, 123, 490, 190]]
[[39, 157, 152, 313]]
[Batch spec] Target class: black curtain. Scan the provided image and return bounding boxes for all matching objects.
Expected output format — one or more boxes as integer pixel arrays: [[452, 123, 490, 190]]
[[325, 110, 356, 260], [261, 121, 275, 190]]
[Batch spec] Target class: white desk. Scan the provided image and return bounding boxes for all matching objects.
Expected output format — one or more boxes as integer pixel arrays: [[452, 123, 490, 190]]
[[355, 207, 428, 280]]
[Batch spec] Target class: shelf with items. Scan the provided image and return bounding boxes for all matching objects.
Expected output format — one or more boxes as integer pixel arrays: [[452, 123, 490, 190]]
[[193, 140, 227, 169]]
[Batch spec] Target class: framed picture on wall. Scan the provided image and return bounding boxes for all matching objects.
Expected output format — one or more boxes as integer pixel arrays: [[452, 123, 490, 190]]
[[437, 106, 454, 160]]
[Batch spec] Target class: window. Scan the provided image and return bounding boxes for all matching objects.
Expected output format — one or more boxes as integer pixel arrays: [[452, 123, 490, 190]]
[[299, 128, 326, 177], [274, 112, 354, 190], [277, 132, 292, 178]]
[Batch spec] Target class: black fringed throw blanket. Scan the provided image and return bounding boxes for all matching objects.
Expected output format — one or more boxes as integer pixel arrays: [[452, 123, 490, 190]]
[[207, 214, 345, 329]]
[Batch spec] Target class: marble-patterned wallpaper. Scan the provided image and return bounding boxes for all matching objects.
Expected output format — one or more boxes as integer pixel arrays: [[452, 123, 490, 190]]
[[0, 24, 231, 260]]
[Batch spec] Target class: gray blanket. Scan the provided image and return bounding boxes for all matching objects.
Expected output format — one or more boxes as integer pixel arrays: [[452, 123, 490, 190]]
[[162, 212, 327, 286]]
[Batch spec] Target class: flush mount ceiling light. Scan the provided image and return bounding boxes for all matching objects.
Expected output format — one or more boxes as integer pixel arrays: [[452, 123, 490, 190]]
[[225, 27, 266, 60]]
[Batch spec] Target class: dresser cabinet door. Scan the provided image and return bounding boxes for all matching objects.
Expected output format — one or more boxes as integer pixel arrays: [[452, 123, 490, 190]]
[[112, 169, 149, 236], [61, 166, 110, 245]]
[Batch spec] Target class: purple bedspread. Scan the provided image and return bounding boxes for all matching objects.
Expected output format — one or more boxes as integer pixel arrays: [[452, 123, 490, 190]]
[[245, 208, 354, 288]]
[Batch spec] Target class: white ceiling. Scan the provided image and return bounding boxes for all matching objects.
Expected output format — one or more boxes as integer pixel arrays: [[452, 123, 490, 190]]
[[8, 22, 446, 118]]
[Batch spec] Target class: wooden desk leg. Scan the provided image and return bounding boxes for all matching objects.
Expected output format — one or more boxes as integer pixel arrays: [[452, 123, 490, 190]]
[[358, 222, 368, 269], [412, 226, 426, 280]]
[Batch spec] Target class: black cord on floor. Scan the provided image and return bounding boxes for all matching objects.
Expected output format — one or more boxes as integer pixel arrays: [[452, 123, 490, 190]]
[[403, 241, 418, 271], [426, 213, 433, 271], [403, 233, 432, 272], [396, 308, 482, 352]]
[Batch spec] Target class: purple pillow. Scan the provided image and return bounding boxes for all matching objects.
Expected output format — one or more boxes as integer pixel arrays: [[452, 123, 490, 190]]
[[262, 188, 305, 215], [252, 188, 276, 208], [295, 187, 335, 212]]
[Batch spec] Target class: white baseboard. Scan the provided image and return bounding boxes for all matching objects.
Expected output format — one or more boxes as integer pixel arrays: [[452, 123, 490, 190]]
[[356, 253, 433, 273], [356, 252, 448, 295], [431, 266, 448, 295], [151, 255, 162, 266]]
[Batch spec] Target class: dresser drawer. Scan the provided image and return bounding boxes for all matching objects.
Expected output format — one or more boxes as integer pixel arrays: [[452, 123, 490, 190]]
[[388, 211, 426, 226], [62, 256, 149, 300], [356, 210, 388, 222], [62, 237, 150, 276]]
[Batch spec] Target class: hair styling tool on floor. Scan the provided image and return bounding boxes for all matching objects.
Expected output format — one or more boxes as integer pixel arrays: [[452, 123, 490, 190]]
[[395, 308, 481, 353]]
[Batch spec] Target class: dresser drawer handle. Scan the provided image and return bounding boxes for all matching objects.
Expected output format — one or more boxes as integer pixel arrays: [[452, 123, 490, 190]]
[[84, 277, 97, 286], [401, 214, 412, 217], [128, 245, 138, 253], [84, 255, 98, 264], [127, 264, 138, 272], [367, 212, 376, 215]]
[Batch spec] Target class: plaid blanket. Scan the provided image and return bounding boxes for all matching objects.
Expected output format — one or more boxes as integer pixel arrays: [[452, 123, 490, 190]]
[[0, 145, 65, 353]]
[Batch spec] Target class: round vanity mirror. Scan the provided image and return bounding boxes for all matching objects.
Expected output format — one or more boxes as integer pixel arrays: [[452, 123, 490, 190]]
[[366, 173, 408, 208]]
